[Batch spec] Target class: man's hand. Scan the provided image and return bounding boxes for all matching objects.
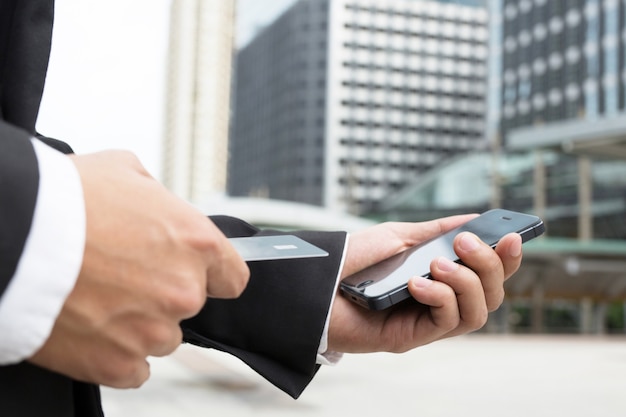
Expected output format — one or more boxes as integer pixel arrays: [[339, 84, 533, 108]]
[[29, 151, 249, 388], [328, 215, 522, 353]]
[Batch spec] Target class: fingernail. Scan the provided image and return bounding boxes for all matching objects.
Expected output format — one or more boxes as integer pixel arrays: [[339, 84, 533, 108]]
[[510, 238, 522, 257], [460, 233, 480, 252], [412, 276, 433, 288], [437, 256, 459, 272]]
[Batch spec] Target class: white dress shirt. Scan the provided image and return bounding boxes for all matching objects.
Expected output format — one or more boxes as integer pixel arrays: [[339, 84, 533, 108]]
[[0, 139, 85, 364]]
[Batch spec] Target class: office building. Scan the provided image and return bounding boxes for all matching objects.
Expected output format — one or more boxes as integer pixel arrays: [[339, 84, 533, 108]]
[[491, 0, 626, 239], [162, 0, 236, 205], [228, 0, 489, 214], [498, 0, 623, 137]]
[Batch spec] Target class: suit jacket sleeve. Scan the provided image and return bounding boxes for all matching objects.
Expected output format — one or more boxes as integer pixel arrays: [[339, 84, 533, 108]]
[[0, 0, 54, 295], [0, 124, 39, 297], [181, 216, 347, 399]]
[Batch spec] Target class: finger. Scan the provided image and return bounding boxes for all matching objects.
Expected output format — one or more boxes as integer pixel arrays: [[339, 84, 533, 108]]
[[342, 214, 479, 278], [204, 240, 250, 298], [393, 214, 480, 249], [342, 222, 418, 278], [146, 324, 183, 358], [429, 256, 489, 335], [200, 220, 250, 299], [493, 233, 523, 280], [406, 276, 460, 346], [101, 357, 151, 389], [454, 232, 506, 312]]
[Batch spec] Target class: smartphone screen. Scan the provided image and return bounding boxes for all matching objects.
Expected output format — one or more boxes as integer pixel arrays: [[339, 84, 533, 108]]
[[340, 209, 544, 310]]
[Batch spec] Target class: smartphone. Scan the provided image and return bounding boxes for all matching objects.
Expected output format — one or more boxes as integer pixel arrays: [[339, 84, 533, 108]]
[[340, 209, 545, 310]]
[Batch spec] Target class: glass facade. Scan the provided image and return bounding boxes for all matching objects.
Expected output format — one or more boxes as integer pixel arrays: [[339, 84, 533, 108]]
[[374, 149, 626, 238], [498, 0, 626, 136]]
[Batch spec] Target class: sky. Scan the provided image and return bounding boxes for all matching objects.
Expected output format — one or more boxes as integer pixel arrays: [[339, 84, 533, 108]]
[[37, 0, 296, 181], [236, 0, 297, 47]]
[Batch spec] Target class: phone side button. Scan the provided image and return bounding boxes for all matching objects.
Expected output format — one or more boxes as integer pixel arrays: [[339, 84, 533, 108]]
[[389, 287, 411, 306]]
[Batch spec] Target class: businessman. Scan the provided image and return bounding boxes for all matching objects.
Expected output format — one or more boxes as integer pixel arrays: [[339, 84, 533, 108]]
[[0, 0, 523, 416]]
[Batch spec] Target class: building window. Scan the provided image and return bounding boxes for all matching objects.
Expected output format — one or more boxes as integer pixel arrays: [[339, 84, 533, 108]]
[[584, 77, 599, 118], [519, 79, 532, 98], [604, 3, 619, 115]]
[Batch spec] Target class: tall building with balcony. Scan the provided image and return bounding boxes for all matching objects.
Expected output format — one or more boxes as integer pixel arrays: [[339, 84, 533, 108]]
[[228, 0, 489, 214], [161, 0, 236, 205]]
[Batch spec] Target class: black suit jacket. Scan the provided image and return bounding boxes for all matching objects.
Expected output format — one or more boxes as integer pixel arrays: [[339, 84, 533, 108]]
[[0, 1, 346, 415]]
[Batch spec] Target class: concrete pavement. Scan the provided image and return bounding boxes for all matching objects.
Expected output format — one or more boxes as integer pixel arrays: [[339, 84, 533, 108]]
[[101, 335, 626, 417]]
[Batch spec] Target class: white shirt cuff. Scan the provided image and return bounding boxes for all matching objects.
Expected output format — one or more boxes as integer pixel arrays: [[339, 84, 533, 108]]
[[0, 139, 85, 364], [316, 234, 349, 366]]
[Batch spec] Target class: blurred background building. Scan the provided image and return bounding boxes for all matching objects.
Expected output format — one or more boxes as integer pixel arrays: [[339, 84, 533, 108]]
[[157, 0, 626, 334], [492, 0, 626, 333], [374, 0, 626, 333], [160, 0, 373, 230], [494, 0, 626, 240], [227, 0, 489, 215], [161, 0, 236, 205]]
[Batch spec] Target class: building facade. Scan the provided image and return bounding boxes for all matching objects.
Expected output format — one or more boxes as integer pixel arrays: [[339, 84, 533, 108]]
[[499, 0, 626, 139], [228, 0, 330, 207], [493, 0, 626, 239], [162, 0, 236, 205], [228, 0, 489, 214]]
